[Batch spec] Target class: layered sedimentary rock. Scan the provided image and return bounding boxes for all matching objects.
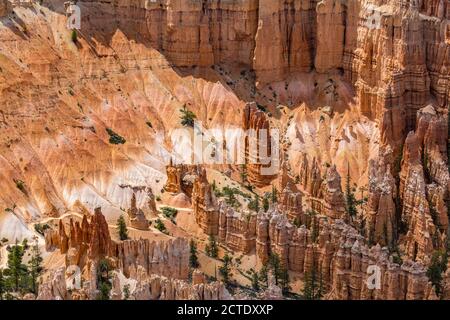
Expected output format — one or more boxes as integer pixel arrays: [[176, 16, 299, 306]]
[[299, 155, 323, 198], [110, 267, 231, 300], [256, 207, 294, 266], [315, 0, 345, 73], [398, 105, 449, 263], [300, 161, 346, 220], [321, 165, 346, 219], [127, 193, 150, 230], [347, 1, 449, 151], [256, 209, 435, 300], [218, 201, 256, 254], [164, 160, 185, 194], [192, 167, 219, 235], [45, 208, 190, 279], [252, 0, 315, 84], [365, 150, 397, 248], [115, 237, 189, 280], [0, 0, 10, 17], [280, 181, 303, 223], [415, 106, 449, 232], [37, 265, 228, 300], [243, 102, 278, 187], [36, 267, 68, 300], [399, 131, 436, 263]]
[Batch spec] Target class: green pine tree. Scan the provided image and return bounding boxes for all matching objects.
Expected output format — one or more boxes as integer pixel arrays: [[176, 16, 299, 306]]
[[180, 105, 197, 127], [345, 165, 357, 221], [279, 267, 290, 295], [189, 240, 200, 268], [271, 186, 278, 204], [248, 195, 260, 212], [268, 253, 281, 285], [0, 269, 5, 300], [206, 235, 218, 258], [28, 237, 43, 294], [96, 259, 111, 300], [426, 250, 448, 296], [259, 263, 269, 287], [123, 284, 130, 300], [219, 254, 232, 285], [4, 240, 27, 292], [251, 270, 260, 291], [117, 215, 128, 241], [302, 268, 323, 300], [71, 29, 78, 43], [263, 195, 270, 212]]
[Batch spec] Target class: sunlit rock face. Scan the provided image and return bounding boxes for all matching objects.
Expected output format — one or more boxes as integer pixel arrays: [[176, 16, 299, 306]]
[[0, 0, 448, 301]]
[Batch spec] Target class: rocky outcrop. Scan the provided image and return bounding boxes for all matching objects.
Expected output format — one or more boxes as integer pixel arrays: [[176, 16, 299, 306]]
[[416, 106, 449, 232], [45, 208, 190, 280], [347, 1, 449, 151], [38, 265, 228, 300], [252, 0, 315, 84], [256, 210, 434, 300], [256, 208, 294, 266], [399, 131, 436, 263], [127, 193, 150, 230], [109, 267, 231, 300], [164, 160, 184, 194], [396, 105, 449, 264], [321, 165, 346, 219], [192, 167, 219, 235], [36, 267, 68, 300], [280, 181, 303, 223], [315, 0, 345, 73], [0, 0, 10, 17], [243, 102, 277, 187], [299, 155, 323, 198], [366, 149, 397, 248], [218, 201, 256, 254], [115, 238, 189, 280]]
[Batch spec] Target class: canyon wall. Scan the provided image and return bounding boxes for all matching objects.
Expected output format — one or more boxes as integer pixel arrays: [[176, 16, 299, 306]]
[[68, 0, 449, 113], [45, 207, 190, 279]]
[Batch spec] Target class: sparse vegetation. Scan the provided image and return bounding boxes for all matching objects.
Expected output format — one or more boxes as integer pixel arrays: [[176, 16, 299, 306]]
[[71, 29, 78, 43], [160, 207, 178, 222], [117, 215, 128, 241], [96, 259, 112, 300], [106, 128, 126, 145], [426, 250, 448, 297], [14, 179, 27, 194], [302, 268, 324, 300], [258, 253, 290, 295], [34, 223, 50, 236], [344, 165, 357, 221], [28, 237, 43, 294], [248, 195, 260, 212], [251, 270, 259, 291], [219, 253, 232, 285], [0, 238, 42, 297], [262, 194, 270, 212], [205, 235, 219, 258], [271, 186, 278, 204], [180, 105, 197, 127], [189, 240, 199, 269], [154, 218, 167, 234], [123, 284, 130, 300]]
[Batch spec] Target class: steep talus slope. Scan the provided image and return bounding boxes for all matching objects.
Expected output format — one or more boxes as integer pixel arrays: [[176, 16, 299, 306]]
[[0, 1, 246, 235]]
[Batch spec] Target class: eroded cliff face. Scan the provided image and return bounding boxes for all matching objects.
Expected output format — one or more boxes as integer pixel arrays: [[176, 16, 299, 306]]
[[0, 0, 449, 301]]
